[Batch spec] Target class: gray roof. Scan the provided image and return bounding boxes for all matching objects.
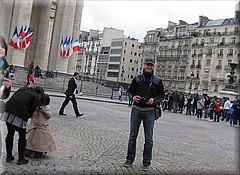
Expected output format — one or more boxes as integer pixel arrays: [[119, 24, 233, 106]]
[[205, 19, 225, 26]]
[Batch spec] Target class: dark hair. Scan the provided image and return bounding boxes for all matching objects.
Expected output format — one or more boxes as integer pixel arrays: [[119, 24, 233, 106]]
[[42, 93, 50, 105], [73, 72, 79, 76], [0, 35, 8, 56]]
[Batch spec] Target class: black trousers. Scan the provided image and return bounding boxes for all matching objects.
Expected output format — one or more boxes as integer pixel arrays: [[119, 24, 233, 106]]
[[5, 123, 26, 160], [59, 95, 80, 115]]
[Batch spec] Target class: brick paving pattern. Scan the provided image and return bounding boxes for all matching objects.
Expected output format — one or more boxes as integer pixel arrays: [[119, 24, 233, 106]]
[[0, 94, 239, 175]]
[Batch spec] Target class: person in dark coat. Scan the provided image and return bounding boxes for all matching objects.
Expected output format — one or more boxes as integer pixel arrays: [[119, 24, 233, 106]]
[[123, 58, 164, 171], [59, 72, 83, 117], [0, 86, 44, 165]]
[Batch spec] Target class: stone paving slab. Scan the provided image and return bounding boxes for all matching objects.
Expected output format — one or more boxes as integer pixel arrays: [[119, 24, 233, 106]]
[[0, 94, 239, 175]]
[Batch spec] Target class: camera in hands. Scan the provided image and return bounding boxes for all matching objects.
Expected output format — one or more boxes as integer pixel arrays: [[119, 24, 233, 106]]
[[139, 97, 148, 103]]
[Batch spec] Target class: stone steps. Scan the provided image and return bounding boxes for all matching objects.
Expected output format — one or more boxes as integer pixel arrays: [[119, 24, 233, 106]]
[[10, 66, 119, 99]]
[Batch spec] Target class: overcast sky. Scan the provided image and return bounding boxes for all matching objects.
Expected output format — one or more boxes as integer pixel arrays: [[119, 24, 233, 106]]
[[80, 1, 239, 42]]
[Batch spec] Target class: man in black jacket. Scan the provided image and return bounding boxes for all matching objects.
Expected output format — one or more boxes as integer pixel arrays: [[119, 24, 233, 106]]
[[59, 72, 83, 117], [123, 58, 164, 171]]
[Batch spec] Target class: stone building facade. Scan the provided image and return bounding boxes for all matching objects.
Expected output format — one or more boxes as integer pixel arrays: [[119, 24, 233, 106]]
[[0, 0, 83, 74], [142, 10, 240, 99]]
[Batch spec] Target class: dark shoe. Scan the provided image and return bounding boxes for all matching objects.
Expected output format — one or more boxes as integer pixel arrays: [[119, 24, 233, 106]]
[[6, 156, 14, 162], [142, 164, 150, 171], [16, 158, 29, 165], [123, 160, 133, 168], [59, 112, 66, 116], [76, 113, 84, 118]]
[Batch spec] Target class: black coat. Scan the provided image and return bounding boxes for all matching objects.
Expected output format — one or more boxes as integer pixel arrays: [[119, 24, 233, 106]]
[[128, 72, 164, 108], [5, 89, 38, 121], [65, 77, 77, 96]]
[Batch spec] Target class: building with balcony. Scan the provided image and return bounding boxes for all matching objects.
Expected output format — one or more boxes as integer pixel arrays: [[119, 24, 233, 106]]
[[142, 2, 240, 99]]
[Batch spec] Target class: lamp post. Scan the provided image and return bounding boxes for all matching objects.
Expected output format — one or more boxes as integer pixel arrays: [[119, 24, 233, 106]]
[[80, 75, 83, 93], [121, 69, 125, 86], [111, 85, 114, 99], [227, 63, 238, 84], [189, 72, 194, 94]]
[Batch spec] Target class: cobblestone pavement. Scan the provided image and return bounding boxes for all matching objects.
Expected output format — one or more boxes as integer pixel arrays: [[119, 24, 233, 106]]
[[0, 94, 239, 175]]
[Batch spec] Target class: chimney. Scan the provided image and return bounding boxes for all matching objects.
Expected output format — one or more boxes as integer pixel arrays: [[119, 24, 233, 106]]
[[235, 10, 240, 20], [178, 20, 188, 25], [199, 15, 209, 25]]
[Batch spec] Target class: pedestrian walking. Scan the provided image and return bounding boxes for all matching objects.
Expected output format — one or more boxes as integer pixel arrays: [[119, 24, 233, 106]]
[[59, 72, 83, 117], [123, 58, 164, 171]]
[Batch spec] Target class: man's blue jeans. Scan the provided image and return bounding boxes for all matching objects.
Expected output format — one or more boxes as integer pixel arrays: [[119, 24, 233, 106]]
[[126, 106, 155, 166]]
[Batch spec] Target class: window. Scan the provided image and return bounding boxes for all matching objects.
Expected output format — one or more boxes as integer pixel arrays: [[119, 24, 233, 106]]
[[224, 28, 228, 34], [228, 49, 233, 56], [196, 71, 199, 79], [210, 38, 214, 43], [125, 42, 127, 45], [111, 41, 123, 47], [234, 27, 239, 34], [131, 68, 134, 71], [198, 60, 201, 65], [208, 49, 212, 55], [110, 49, 122, 54], [214, 28, 217, 34], [206, 60, 211, 66], [204, 70, 209, 78], [130, 59, 132, 63], [107, 72, 118, 77], [132, 44, 134, 47], [108, 64, 120, 70], [203, 83, 208, 91], [230, 37, 236, 44], [219, 49, 223, 55], [109, 56, 121, 62], [218, 60, 222, 65], [221, 38, 225, 44]]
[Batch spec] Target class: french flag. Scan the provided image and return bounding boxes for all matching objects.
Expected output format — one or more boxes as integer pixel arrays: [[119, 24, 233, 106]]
[[60, 36, 64, 57], [9, 26, 18, 49], [24, 28, 34, 49], [72, 39, 80, 52], [62, 36, 68, 57]]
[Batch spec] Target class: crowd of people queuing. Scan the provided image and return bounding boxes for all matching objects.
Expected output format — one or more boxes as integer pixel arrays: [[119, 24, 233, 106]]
[[161, 90, 240, 126]]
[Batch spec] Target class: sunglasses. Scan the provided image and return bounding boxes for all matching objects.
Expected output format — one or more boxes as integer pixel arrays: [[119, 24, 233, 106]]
[[146, 63, 154, 66]]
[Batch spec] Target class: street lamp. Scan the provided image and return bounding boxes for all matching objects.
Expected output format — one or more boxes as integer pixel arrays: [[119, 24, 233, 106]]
[[111, 85, 114, 99], [189, 72, 194, 94], [121, 69, 125, 84], [80, 75, 83, 93]]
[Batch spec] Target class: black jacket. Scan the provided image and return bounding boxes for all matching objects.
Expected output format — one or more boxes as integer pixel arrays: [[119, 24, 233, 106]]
[[65, 77, 77, 96], [5, 89, 38, 121], [128, 71, 164, 108]]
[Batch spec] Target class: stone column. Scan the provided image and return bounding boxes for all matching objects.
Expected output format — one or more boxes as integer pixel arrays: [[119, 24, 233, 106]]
[[26, 0, 52, 70], [9, 0, 33, 67], [0, 0, 14, 41], [48, 0, 76, 73], [67, 0, 84, 74]]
